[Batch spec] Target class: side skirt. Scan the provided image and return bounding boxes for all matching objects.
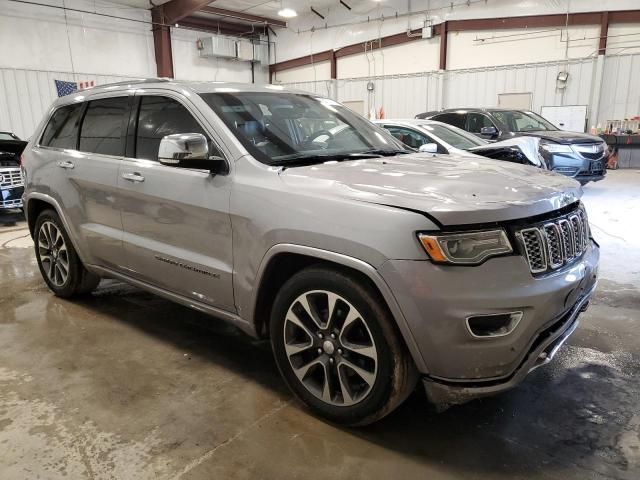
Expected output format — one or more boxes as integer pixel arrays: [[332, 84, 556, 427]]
[[88, 264, 257, 337]]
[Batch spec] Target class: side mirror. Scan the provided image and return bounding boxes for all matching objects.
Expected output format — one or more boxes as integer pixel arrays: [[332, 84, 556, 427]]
[[418, 143, 439, 154], [158, 133, 228, 174], [479, 126, 498, 138]]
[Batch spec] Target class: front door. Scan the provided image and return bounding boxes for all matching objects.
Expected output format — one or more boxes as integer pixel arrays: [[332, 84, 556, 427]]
[[117, 93, 234, 312]]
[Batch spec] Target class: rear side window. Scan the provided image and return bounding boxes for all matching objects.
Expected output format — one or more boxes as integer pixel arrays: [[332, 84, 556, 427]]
[[40, 104, 84, 149], [433, 113, 466, 129], [135, 96, 216, 161], [79, 97, 129, 156]]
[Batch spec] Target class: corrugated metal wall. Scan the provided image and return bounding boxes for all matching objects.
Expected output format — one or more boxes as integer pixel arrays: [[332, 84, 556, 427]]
[[281, 56, 638, 125], [0, 68, 135, 139], [599, 53, 640, 125], [442, 57, 595, 113]]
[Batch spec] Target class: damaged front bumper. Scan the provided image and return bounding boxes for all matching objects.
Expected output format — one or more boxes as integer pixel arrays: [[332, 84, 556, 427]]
[[422, 284, 594, 409]]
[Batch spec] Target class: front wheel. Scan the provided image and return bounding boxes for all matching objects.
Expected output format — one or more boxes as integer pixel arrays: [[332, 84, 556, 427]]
[[270, 266, 417, 426]]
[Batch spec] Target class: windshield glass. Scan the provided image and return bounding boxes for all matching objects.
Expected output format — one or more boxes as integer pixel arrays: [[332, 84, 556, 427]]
[[492, 110, 558, 132], [200, 92, 407, 165], [418, 123, 485, 150]]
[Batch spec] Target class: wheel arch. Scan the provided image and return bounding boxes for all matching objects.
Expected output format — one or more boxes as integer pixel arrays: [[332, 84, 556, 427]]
[[251, 244, 427, 373], [25, 193, 88, 265]]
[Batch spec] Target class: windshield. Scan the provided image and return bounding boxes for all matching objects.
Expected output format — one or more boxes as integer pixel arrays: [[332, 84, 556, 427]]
[[200, 92, 407, 165], [492, 110, 558, 132], [418, 123, 485, 150]]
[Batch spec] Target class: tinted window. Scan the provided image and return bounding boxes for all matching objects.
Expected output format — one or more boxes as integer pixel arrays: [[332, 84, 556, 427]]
[[41, 104, 84, 149], [135, 96, 216, 161], [79, 97, 129, 156], [467, 113, 495, 133], [385, 126, 429, 149], [433, 113, 466, 129], [419, 123, 485, 150]]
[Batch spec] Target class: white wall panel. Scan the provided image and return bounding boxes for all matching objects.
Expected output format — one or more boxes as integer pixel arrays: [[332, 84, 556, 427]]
[[443, 58, 596, 115], [447, 26, 600, 70], [336, 39, 440, 79], [273, 62, 332, 84], [0, 68, 135, 139], [599, 54, 640, 125]]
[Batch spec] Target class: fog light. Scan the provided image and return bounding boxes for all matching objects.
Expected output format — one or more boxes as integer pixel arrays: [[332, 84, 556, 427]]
[[466, 312, 523, 338]]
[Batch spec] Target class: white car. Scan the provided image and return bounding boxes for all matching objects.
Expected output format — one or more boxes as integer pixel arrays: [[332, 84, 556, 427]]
[[374, 119, 546, 168]]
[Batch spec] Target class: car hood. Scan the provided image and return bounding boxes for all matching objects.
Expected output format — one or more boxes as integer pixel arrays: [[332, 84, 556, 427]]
[[278, 153, 582, 226], [516, 130, 602, 144]]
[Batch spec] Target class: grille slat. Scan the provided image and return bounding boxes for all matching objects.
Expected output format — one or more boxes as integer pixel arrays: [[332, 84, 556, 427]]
[[518, 208, 590, 275], [0, 168, 23, 188]]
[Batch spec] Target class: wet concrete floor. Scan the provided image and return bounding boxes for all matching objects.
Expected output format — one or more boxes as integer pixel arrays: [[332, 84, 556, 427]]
[[0, 170, 639, 479]]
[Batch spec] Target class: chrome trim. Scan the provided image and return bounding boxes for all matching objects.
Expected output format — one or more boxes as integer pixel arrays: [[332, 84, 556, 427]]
[[517, 228, 547, 273], [518, 207, 591, 275], [465, 311, 523, 339], [571, 143, 605, 161], [542, 222, 563, 269]]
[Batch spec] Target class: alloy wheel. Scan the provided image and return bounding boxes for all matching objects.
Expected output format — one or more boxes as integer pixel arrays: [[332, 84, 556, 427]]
[[38, 221, 69, 287], [283, 290, 378, 406]]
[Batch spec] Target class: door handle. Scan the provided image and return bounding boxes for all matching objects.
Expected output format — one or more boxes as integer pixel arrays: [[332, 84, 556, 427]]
[[122, 172, 145, 183], [57, 160, 75, 169]]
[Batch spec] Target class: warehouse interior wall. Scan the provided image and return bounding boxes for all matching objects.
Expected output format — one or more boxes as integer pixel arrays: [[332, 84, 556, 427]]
[[0, 0, 258, 138]]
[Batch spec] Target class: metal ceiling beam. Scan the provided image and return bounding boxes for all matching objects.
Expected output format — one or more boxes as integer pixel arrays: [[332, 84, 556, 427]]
[[200, 6, 287, 28], [178, 15, 262, 35], [159, 0, 216, 25]]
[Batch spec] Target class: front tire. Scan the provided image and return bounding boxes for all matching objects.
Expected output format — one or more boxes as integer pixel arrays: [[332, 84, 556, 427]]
[[34, 209, 100, 297], [270, 266, 417, 426]]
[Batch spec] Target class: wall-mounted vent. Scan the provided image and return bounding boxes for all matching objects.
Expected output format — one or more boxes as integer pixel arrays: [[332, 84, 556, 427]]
[[198, 35, 270, 64], [237, 40, 255, 62], [198, 36, 238, 59]]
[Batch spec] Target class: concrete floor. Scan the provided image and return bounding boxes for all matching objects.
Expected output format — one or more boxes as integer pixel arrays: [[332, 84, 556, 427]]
[[1, 170, 639, 480]]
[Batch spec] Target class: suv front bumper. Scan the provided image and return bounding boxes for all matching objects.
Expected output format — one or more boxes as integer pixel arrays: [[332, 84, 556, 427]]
[[380, 239, 599, 404]]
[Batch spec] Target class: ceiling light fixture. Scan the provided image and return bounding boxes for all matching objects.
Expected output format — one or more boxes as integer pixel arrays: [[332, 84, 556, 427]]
[[278, 7, 297, 18]]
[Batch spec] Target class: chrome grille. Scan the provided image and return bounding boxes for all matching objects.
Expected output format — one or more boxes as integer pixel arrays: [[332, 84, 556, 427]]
[[518, 208, 590, 275], [573, 143, 605, 160], [0, 167, 23, 188]]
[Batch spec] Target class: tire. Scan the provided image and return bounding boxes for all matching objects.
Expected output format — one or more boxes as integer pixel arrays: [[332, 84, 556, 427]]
[[34, 209, 100, 297], [270, 266, 417, 426]]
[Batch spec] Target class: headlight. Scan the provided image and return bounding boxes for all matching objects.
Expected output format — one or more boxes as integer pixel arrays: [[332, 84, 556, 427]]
[[540, 142, 573, 154], [418, 229, 512, 265]]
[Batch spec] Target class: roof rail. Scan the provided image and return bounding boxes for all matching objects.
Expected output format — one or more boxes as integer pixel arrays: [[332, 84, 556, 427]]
[[92, 78, 171, 89]]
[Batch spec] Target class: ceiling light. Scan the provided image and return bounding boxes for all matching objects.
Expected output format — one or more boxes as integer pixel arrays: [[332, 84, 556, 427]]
[[278, 8, 297, 18]]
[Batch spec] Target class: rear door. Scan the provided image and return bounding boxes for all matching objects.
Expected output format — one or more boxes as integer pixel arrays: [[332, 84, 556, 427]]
[[36, 95, 128, 269], [117, 92, 234, 312]]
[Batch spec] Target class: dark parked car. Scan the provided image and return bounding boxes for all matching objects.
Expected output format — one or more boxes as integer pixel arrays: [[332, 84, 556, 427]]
[[0, 131, 26, 209], [416, 108, 607, 184]]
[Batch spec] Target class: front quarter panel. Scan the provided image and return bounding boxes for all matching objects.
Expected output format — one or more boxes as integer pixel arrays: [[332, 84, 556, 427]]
[[230, 156, 438, 322]]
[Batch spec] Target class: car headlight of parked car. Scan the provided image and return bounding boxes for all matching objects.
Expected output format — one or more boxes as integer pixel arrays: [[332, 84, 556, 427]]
[[539, 142, 573, 154], [418, 229, 513, 265]]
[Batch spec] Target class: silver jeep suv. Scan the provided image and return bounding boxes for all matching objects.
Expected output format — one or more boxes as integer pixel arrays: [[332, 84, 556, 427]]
[[22, 80, 599, 425]]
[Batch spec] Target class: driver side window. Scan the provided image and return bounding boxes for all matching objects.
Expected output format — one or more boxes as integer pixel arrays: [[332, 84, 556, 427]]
[[135, 96, 222, 161]]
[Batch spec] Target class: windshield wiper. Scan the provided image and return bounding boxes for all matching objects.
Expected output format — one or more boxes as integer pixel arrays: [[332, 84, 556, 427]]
[[361, 148, 413, 156], [273, 151, 385, 168]]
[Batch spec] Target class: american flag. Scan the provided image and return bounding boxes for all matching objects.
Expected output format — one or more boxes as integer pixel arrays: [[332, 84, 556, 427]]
[[55, 79, 78, 97]]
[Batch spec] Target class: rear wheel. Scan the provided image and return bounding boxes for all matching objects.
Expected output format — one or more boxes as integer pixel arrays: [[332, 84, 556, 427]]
[[34, 209, 100, 297], [270, 266, 417, 426]]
